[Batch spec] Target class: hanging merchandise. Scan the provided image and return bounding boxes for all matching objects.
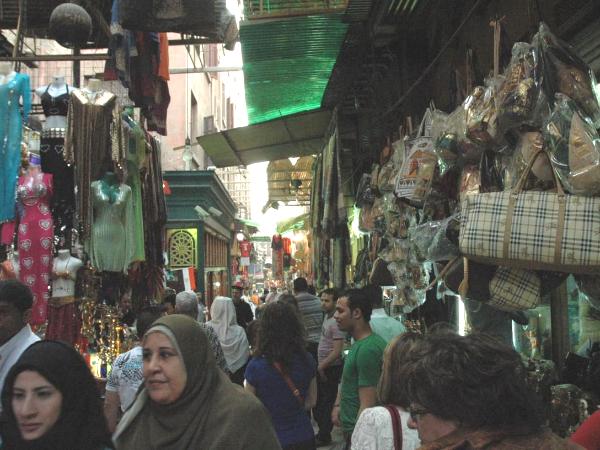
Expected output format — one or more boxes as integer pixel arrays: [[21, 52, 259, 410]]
[[488, 266, 541, 312], [409, 214, 460, 263], [514, 130, 553, 183], [64, 82, 126, 240], [460, 149, 600, 274], [464, 81, 499, 146], [534, 22, 600, 129], [16, 156, 53, 325], [0, 69, 31, 224], [543, 94, 600, 196]]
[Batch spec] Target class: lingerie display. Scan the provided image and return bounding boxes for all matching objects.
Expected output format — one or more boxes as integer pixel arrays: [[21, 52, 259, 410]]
[[0, 72, 31, 223], [39, 84, 75, 240], [17, 170, 53, 325], [87, 178, 135, 273], [64, 89, 126, 239]]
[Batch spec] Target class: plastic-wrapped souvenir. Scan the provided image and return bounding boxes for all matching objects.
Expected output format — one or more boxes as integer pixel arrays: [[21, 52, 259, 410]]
[[574, 274, 600, 311], [535, 22, 600, 128], [383, 193, 417, 239], [377, 160, 398, 193], [355, 173, 377, 207], [434, 132, 460, 175], [497, 42, 543, 132], [479, 149, 504, 193], [517, 130, 553, 181], [409, 215, 460, 262], [395, 139, 437, 207], [458, 164, 481, 202], [465, 82, 499, 145], [379, 238, 411, 263], [359, 197, 385, 233], [543, 94, 600, 195]]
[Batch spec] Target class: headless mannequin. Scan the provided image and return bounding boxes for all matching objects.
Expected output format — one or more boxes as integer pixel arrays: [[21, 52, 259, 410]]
[[34, 76, 71, 129], [0, 62, 15, 84], [51, 249, 82, 298], [82, 78, 103, 101], [99, 171, 120, 203]]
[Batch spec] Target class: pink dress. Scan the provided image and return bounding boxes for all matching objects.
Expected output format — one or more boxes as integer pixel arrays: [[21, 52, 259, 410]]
[[17, 172, 53, 325]]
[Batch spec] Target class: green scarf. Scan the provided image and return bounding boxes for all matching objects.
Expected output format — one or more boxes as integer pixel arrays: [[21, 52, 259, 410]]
[[114, 315, 281, 450]]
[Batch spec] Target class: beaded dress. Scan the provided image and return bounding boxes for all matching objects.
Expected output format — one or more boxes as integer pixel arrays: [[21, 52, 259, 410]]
[[0, 72, 31, 223], [16, 171, 53, 325]]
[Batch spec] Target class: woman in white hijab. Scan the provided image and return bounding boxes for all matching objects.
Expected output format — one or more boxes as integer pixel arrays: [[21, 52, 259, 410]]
[[207, 296, 250, 385]]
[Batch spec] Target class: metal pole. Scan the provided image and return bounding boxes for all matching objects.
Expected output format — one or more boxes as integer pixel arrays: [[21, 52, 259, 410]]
[[72, 49, 81, 88], [169, 66, 243, 74], [0, 54, 110, 62]]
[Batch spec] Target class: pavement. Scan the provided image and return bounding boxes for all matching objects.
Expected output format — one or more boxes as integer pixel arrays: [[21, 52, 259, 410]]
[[314, 420, 345, 449]]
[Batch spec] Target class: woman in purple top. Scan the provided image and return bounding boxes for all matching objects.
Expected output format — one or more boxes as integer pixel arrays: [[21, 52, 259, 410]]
[[245, 302, 317, 450]]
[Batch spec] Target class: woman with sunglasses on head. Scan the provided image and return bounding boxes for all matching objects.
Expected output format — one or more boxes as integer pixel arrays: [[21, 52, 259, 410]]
[[351, 332, 421, 450], [0, 340, 113, 450]]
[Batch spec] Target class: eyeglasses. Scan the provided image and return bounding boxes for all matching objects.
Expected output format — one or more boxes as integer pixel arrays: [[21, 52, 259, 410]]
[[408, 406, 429, 422]]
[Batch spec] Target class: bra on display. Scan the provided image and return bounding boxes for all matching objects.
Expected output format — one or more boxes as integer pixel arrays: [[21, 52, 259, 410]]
[[41, 84, 70, 117]]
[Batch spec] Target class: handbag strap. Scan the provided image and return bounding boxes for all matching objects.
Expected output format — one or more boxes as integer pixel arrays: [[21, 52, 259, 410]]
[[385, 405, 403, 450], [272, 361, 304, 407]]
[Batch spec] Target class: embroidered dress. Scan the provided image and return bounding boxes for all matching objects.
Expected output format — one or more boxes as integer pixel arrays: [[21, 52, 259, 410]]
[[17, 173, 53, 325], [0, 73, 31, 223]]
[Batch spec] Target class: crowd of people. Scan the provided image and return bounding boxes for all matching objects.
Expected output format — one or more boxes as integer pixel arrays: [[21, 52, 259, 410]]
[[0, 277, 597, 449]]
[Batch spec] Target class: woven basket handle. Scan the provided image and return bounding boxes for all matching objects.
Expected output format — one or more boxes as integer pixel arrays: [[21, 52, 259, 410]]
[[513, 149, 565, 196]]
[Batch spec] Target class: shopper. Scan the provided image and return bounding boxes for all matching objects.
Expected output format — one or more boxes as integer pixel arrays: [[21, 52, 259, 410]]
[[314, 288, 346, 446], [0, 340, 113, 450], [351, 333, 421, 450], [245, 302, 317, 450], [277, 293, 300, 314], [161, 289, 176, 315], [363, 284, 405, 343], [405, 333, 583, 449], [0, 280, 40, 402], [332, 288, 387, 448], [293, 277, 323, 363], [207, 296, 250, 386], [113, 315, 281, 449], [119, 288, 136, 327], [104, 305, 164, 432], [232, 284, 254, 329], [174, 290, 230, 374]]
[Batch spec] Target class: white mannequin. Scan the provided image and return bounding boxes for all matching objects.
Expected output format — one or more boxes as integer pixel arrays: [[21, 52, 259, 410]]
[[51, 249, 83, 298], [0, 62, 16, 85], [34, 75, 71, 129]]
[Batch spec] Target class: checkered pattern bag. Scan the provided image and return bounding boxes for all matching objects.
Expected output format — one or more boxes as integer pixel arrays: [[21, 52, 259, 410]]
[[489, 266, 541, 311], [459, 150, 600, 274]]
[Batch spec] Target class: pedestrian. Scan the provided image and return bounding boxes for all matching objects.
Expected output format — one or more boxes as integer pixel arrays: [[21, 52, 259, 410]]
[[104, 305, 164, 432], [207, 296, 250, 386], [313, 288, 346, 446], [0, 280, 40, 403], [363, 284, 406, 343], [113, 315, 281, 449], [175, 291, 231, 374], [232, 284, 254, 329], [351, 333, 422, 450], [332, 288, 387, 448], [162, 289, 176, 315], [293, 277, 323, 363], [278, 293, 300, 314], [194, 290, 206, 323], [245, 302, 317, 450], [119, 288, 136, 327], [0, 340, 113, 449], [405, 333, 583, 449]]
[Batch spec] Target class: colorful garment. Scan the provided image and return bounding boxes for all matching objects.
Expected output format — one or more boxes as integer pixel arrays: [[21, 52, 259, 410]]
[[0, 72, 31, 223], [17, 172, 54, 325], [124, 115, 146, 262]]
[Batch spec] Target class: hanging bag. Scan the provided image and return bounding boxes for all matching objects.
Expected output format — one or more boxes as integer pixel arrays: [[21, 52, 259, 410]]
[[460, 149, 600, 274], [272, 362, 304, 407], [385, 405, 403, 450]]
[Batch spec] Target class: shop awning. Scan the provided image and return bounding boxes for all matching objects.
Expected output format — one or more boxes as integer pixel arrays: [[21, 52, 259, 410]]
[[277, 213, 310, 233], [196, 108, 332, 168]]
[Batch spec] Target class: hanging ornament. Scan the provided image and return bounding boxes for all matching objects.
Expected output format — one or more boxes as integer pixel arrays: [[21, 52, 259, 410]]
[[48, 3, 92, 48]]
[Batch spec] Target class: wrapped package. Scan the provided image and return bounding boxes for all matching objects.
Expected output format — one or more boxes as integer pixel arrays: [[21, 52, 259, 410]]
[[465, 81, 499, 145], [409, 214, 460, 262], [516, 130, 553, 181], [543, 93, 600, 195], [459, 164, 481, 202], [535, 22, 600, 128], [359, 197, 385, 233], [497, 42, 543, 132], [379, 238, 411, 263], [383, 193, 417, 239], [355, 173, 377, 207], [434, 132, 460, 175], [575, 274, 600, 311], [479, 149, 504, 193]]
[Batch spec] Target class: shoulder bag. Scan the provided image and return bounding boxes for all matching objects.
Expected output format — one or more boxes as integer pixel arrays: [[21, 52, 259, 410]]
[[385, 405, 403, 450], [272, 362, 304, 407]]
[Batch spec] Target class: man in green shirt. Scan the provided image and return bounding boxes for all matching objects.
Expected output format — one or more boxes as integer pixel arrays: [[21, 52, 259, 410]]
[[331, 288, 387, 447]]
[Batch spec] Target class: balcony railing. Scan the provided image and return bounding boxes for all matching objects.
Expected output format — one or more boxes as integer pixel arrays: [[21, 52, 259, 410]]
[[244, 0, 348, 20]]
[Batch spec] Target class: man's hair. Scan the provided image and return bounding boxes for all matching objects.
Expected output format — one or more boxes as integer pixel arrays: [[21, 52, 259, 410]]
[[342, 288, 373, 322], [378, 332, 424, 408], [292, 277, 308, 292], [277, 294, 299, 312], [405, 333, 544, 433], [362, 284, 383, 308], [0, 280, 33, 313], [163, 292, 176, 308], [175, 291, 198, 319], [136, 306, 164, 339], [319, 288, 339, 302]]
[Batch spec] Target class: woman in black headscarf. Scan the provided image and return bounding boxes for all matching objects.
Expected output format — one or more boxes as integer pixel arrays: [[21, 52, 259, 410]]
[[0, 340, 113, 450]]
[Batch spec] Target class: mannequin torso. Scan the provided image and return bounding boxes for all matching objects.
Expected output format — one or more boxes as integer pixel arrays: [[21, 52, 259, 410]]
[[0, 62, 15, 85], [52, 249, 82, 297], [35, 76, 71, 129]]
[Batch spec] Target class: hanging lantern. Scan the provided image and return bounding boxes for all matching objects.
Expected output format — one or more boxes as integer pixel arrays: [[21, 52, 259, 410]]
[[48, 3, 92, 48]]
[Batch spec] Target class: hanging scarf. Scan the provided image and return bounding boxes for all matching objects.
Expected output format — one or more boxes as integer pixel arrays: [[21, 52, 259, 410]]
[[114, 315, 281, 450], [0, 341, 113, 450], [207, 297, 250, 373]]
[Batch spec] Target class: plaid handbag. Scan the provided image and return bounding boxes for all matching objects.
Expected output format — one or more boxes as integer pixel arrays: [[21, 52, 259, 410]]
[[460, 149, 600, 274], [489, 266, 541, 311]]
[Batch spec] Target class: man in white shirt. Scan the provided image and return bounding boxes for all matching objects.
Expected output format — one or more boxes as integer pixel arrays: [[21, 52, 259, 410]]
[[104, 305, 164, 432], [363, 284, 405, 343], [0, 280, 40, 404]]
